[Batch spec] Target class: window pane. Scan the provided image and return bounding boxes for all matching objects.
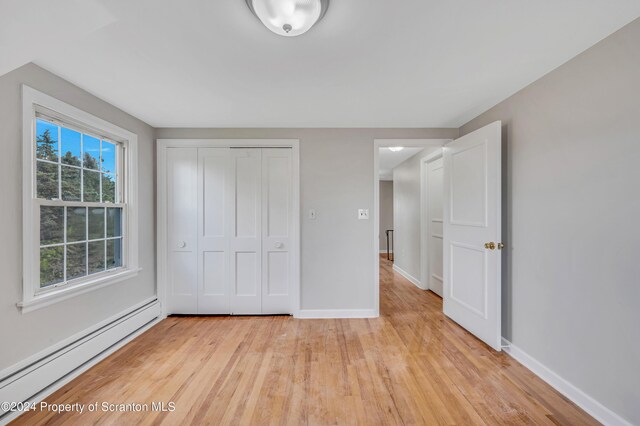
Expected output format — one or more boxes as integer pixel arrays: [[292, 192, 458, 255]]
[[40, 246, 64, 287], [36, 119, 59, 162], [102, 173, 116, 203], [67, 207, 86, 242], [107, 208, 122, 238], [66, 243, 87, 280], [83, 135, 100, 170], [37, 161, 59, 200], [83, 170, 100, 202], [40, 206, 64, 246], [88, 208, 105, 240], [61, 166, 82, 201], [61, 128, 82, 166], [107, 238, 122, 269], [101, 141, 116, 174], [88, 240, 106, 274]]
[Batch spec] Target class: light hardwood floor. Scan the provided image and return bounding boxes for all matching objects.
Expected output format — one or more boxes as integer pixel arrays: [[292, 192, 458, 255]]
[[12, 256, 598, 425]]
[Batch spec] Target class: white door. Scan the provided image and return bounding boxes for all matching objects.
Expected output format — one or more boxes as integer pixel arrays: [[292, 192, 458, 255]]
[[166, 146, 294, 315], [261, 149, 294, 314], [198, 148, 231, 314], [426, 156, 444, 297], [443, 121, 502, 351], [229, 148, 263, 314], [166, 147, 198, 314]]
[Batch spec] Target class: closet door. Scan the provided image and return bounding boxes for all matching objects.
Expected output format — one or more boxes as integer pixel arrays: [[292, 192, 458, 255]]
[[198, 148, 231, 314], [261, 148, 293, 314], [229, 148, 263, 314], [166, 148, 198, 314]]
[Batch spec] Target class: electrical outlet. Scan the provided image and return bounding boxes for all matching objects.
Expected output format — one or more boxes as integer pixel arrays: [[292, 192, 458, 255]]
[[358, 209, 369, 220], [308, 209, 316, 220]]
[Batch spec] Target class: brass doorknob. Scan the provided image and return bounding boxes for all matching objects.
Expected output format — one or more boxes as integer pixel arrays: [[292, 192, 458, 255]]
[[484, 242, 496, 250], [497, 242, 505, 250]]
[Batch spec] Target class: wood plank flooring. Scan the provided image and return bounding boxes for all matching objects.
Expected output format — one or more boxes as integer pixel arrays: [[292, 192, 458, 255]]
[[12, 256, 598, 425]]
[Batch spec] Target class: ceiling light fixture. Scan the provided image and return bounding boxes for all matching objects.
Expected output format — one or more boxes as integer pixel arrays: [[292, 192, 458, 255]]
[[388, 147, 404, 152], [246, 0, 330, 37]]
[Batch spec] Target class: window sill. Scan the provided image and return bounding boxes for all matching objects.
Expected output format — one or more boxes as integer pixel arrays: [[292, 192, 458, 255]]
[[17, 268, 141, 314]]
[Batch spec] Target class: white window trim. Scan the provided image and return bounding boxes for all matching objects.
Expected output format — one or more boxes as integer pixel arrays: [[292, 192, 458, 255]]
[[19, 85, 140, 313]]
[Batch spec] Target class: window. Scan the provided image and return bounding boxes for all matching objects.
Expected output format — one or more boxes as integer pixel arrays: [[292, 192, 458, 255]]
[[36, 117, 124, 287], [21, 86, 139, 312]]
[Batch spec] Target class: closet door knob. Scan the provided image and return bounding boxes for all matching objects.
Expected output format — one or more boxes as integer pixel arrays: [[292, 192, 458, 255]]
[[178, 241, 186, 248], [275, 241, 284, 249]]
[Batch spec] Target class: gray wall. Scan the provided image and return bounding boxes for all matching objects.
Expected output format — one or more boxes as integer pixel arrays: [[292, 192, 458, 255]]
[[379, 181, 393, 251], [156, 128, 457, 311], [460, 19, 640, 424], [392, 147, 440, 283], [0, 64, 157, 371], [392, 149, 425, 282]]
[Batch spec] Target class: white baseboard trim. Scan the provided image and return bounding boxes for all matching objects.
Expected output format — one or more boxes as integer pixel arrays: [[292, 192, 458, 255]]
[[0, 298, 162, 425], [295, 309, 378, 319], [502, 338, 632, 426], [392, 264, 424, 289]]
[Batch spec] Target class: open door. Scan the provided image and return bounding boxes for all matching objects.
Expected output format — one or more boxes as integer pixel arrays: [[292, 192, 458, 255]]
[[443, 121, 502, 351]]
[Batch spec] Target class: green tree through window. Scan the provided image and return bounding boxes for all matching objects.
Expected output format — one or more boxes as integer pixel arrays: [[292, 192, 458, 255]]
[[37, 128, 58, 161]]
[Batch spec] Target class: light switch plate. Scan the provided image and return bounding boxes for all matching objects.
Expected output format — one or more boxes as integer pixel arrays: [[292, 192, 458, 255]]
[[308, 209, 316, 220], [358, 209, 369, 220]]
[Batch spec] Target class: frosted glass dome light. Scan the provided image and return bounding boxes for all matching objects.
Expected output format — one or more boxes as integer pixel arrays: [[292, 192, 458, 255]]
[[246, 0, 330, 37]]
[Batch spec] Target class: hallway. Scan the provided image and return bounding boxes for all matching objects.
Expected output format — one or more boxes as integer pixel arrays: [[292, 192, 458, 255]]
[[12, 256, 597, 425]]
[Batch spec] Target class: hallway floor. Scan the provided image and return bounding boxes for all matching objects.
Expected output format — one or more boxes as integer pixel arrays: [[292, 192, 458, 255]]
[[12, 256, 597, 425]]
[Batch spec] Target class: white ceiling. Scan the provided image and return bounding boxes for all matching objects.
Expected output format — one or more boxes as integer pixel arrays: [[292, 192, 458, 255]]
[[6, 0, 640, 128], [0, 0, 115, 77], [379, 147, 424, 181]]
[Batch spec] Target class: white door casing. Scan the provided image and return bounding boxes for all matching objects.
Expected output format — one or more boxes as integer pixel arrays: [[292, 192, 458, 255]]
[[443, 121, 502, 351]]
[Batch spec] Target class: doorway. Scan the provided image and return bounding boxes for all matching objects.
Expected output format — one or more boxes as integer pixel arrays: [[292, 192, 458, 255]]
[[374, 122, 503, 351], [157, 139, 301, 317], [378, 145, 427, 263], [373, 139, 448, 314]]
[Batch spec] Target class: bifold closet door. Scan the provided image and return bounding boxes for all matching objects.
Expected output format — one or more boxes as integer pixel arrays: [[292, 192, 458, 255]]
[[166, 146, 293, 315], [166, 148, 198, 314], [229, 148, 263, 314], [261, 148, 293, 314], [198, 148, 232, 314], [228, 148, 293, 315]]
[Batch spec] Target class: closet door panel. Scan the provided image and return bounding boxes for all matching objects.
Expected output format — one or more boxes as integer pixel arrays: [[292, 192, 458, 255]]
[[262, 148, 293, 314], [203, 251, 226, 297], [198, 148, 231, 314], [235, 252, 259, 296], [266, 251, 289, 296], [166, 148, 198, 314], [266, 155, 290, 236], [235, 154, 260, 238], [229, 149, 262, 314], [202, 151, 227, 238]]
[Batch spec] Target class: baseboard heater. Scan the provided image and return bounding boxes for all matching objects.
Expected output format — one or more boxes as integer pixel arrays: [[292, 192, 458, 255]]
[[0, 298, 161, 422]]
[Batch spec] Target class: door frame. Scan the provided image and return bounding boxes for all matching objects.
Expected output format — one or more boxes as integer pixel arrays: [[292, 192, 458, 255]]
[[373, 139, 450, 316], [157, 139, 301, 318], [420, 149, 444, 295]]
